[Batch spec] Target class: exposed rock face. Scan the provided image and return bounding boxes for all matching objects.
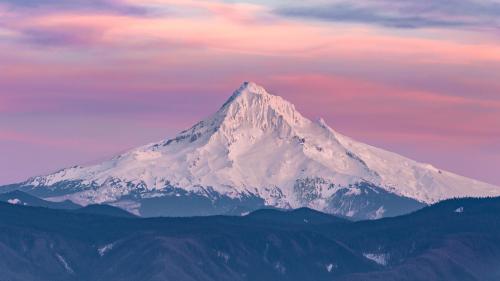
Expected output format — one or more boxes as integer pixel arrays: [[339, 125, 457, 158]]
[[4, 82, 499, 219]]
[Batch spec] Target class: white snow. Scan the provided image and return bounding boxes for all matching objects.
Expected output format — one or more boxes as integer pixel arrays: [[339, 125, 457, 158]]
[[216, 251, 230, 263], [345, 187, 362, 196], [7, 198, 23, 205], [345, 210, 356, 217], [98, 243, 115, 257], [109, 201, 141, 216], [23, 82, 500, 211], [274, 262, 286, 274], [371, 206, 386, 219], [326, 263, 336, 272], [56, 253, 74, 274], [363, 253, 388, 266]]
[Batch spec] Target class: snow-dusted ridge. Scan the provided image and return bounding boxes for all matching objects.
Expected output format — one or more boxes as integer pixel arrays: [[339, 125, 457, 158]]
[[13, 82, 500, 218]]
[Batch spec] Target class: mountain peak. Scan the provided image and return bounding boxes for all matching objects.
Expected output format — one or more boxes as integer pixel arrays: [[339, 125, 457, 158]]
[[216, 81, 307, 132], [221, 81, 270, 109], [237, 81, 268, 96], [14, 81, 500, 219]]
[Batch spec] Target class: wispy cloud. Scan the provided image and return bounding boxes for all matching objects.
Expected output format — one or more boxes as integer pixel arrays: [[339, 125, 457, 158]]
[[1, 0, 147, 15], [0, 0, 499, 185], [276, 0, 500, 29], [19, 26, 104, 47]]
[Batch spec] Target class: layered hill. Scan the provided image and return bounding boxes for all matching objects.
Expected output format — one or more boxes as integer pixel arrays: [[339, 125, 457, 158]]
[[1, 197, 500, 280]]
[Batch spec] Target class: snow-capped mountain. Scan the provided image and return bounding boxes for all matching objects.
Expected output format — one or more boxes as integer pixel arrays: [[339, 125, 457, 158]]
[[3, 82, 499, 219]]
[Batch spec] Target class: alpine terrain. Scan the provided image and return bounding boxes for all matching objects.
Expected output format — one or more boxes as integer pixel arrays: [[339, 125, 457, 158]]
[[2, 197, 500, 281], [2, 82, 499, 219]]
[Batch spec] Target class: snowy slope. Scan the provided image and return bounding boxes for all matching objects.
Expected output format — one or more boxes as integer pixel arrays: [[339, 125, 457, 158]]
[[9, 82, 500, 218]]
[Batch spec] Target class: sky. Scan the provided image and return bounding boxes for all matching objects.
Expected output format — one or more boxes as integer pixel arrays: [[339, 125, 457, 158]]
[[0, 0, 499, 185]]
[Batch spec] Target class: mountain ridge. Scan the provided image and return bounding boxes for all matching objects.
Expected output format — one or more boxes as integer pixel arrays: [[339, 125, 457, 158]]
[[1, 196, 500, 280], [3, 82, 499, 219]]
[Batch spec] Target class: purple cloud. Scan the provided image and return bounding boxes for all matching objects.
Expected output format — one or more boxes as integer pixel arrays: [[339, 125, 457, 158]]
[[19, 26, 104, 47], [276, 0, 500, 29], [2, 0, 147, 15]]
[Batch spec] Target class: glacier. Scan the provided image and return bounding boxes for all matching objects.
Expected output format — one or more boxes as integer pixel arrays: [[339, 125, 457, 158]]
[[2, 82, 499, 219]]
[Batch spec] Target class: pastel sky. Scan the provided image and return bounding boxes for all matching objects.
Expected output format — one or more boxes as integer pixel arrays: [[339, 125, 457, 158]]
[[1, 0, 499, 185]]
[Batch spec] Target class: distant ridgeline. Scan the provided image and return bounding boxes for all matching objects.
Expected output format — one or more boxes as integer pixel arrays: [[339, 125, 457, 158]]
[[0, 196, 500, 280]]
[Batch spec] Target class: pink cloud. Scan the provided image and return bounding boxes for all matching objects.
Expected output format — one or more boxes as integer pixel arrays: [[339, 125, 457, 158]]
[[263, 74, 500, 145], [0, 0, 499, 185], [0, 129, 118, 151], [2, 0, 499, 62]]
